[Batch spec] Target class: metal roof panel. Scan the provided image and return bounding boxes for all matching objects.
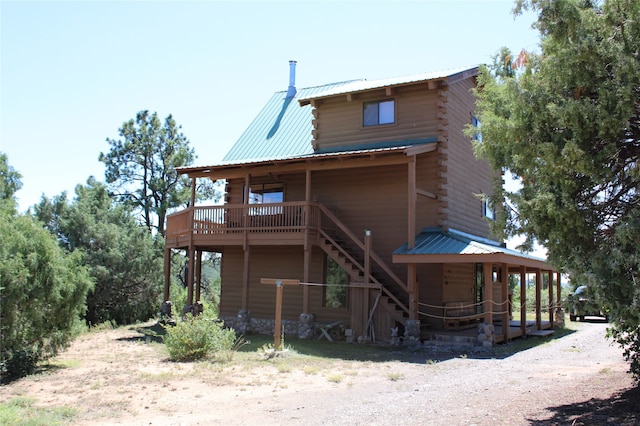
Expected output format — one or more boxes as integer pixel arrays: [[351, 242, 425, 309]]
[[393, 228, 547, 262], [222, 81, 359, 163], [298, 66, 478, 102]]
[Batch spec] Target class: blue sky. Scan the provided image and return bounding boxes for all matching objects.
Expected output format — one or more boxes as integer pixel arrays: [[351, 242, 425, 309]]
[[1, 0, 541, 214]]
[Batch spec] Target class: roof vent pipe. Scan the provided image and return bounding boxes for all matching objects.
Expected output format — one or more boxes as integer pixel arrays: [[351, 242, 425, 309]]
[[286, 60, 297, 98]]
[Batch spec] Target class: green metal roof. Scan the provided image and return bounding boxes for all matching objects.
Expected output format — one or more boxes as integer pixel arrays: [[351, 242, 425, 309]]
[[298, 66, 478, 103], [221, 66, 478, 165], [222, 81, 361, 164], [393, 227, 548, 263]]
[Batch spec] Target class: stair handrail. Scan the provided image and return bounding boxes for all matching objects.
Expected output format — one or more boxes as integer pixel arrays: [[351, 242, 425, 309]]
[[317, 204, 408, 294], [316, 203, 409, 295]]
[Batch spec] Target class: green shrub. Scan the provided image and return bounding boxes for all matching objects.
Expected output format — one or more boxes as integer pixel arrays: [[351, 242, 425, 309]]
[[163, 316, 236, 362]]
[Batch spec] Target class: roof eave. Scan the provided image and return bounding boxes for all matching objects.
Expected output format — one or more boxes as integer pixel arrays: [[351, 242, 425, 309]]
[[298, 66, 479, 105], [176, 143, 436, 179], [392, 252, 556, 272]]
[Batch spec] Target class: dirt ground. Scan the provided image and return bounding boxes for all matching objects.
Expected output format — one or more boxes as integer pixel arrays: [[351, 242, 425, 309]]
[[2, 320, 639, 426]]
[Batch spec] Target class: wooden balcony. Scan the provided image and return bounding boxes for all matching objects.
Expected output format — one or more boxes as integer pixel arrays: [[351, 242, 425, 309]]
[[165, 202, 324, 249]]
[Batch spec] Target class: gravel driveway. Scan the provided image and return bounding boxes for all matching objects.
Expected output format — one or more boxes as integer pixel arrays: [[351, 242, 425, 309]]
[[2, 320, 637, 425]]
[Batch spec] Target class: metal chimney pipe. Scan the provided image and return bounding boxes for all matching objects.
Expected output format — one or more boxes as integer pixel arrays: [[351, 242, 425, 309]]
[[286, 60, 297, 98]]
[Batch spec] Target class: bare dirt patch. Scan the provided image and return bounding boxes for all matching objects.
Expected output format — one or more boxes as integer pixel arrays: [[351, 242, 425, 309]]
[[2, 321, 638, 425]]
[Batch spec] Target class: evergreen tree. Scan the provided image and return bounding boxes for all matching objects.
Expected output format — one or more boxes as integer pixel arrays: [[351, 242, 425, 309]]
[[100, 110, 217, 236], [1, 154, 93, 382], [34, 177, 163, 325], [472, 0, 640, 379]]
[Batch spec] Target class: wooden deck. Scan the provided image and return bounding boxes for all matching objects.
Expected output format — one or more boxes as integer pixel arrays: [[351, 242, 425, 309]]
[[165, 202, 324, 249], [423, 320, 553, 345]]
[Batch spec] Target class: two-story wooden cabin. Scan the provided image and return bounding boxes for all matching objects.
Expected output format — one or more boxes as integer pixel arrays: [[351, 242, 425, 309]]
[[164, 62, 561, 345]]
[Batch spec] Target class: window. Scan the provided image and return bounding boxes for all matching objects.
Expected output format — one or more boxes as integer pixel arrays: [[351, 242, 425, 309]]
[[363, 99, 395, 126], [244, 183, 284, 215], [246, 183, 284, 204], [472, 116, 482, 142], [482, 198, 496, 221], [324, 257, 348, 309]]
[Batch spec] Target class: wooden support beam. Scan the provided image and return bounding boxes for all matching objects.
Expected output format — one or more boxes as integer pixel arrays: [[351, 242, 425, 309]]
[[260, 278, 301, 286], [260, 278, 300, 350], [483, 263, 493, 326], [548, 271, 554, 325], [363, 230, 372, 332], [303, 169, 311, 313], [186, 247, 195, 307], [535, 269, 542, 328], [408, 263, 418, 320], [190, 178, 196, 207], [195, 250, 203, 303], [556, 272, 562, 311], [163, 247, 171, 302], [520, 266, 527, 337], [408, 158, 416, 249], [501, 263, 509, 342], [242, 247, 250, 310]]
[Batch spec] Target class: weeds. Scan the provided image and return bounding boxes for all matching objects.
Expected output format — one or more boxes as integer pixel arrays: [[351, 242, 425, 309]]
[[386, 372, 404, 381], [0, 397, 77, 426], [162, 315, 237, 362], [327, 374, 344, 383]]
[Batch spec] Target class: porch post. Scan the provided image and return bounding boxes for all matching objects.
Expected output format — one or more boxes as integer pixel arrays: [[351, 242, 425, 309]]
[[363, 230, 371, 327], [547, 270, 554, 325], [520, 266, 527, 336], [407, 157, 416, 249], [241, 174, 251, 311], [556, 272, 562, 310], [242, 246, 250, 310], [408, 263, 418, 320], [163, 247, 171, 302], [483, 263, 493, 325], [186, 247, 195, 307], [303, 169, 311, 313], [535, 269, 542, 329], [190, 177, 196, 207], [501, 263, 509, 342], [195, 250, 203, 303]]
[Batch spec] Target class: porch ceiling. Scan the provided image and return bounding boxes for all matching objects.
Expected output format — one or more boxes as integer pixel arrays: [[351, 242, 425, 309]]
[[393, 227, 557, 272]]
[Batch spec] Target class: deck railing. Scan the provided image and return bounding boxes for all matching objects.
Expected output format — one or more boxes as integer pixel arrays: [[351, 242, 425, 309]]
[[166, 202, 321, 239], [166, 200, 410, 317]]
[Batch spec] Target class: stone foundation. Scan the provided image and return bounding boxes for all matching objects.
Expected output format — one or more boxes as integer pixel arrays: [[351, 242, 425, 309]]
[[554, 308, 566, 328], [222, 311, 316, 339], [403, 319, 421, 347], [477, 323, 495, 347]]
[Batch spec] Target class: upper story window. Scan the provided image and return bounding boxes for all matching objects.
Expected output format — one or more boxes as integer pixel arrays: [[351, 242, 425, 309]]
[[363, 99, 395, 127], [472, 116, 482, 142], [246, 183, 284, 204], [482, 198, 495, 221], [245, 183, 284, 215]]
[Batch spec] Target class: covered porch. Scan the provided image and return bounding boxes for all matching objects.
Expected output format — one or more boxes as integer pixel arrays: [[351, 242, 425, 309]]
[[393, 227, 562, 345]]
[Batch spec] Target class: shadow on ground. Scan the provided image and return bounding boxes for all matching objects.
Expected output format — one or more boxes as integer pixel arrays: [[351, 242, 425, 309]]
[[116, 322, 166, 344], [528, 385, 640, 425], [117, 320, 577, 364]]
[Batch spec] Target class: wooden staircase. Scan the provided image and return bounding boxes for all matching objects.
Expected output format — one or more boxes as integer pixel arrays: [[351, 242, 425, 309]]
[[316, 205, 410, 327]]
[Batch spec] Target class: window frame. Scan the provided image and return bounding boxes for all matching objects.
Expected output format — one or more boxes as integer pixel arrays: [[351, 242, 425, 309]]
[[362, 98, 396, 127], [472, 115, 482, 142], [243, 182, 285, 215], [482, 198, 496, 221]]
